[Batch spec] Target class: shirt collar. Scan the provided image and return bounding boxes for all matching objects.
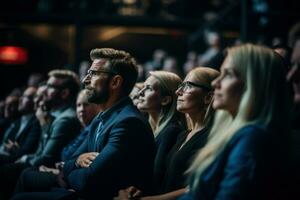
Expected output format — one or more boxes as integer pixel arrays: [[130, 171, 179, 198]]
[[96, 96, 131, 122], [51, 105, 69, 118]]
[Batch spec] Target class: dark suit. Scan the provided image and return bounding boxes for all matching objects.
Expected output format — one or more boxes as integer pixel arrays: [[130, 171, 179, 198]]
[[28, 106, 81, 167], [13, 97, 156, 200], [0, 115, 41, 165], [0, 106, 81, 199], [178, 124, 289, 200], [153, 118, 185, 193]]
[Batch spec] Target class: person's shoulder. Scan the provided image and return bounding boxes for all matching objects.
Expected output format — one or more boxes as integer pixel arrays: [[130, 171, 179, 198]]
[[235, 124, 267, 138], [59, 107, 77, 119], [228, 124, 268, 151], [118, 103, 144, 119]]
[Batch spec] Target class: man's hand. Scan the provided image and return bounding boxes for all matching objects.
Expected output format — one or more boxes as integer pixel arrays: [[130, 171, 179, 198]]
[[39, 165, 60, 175], [14, 155, 28, 164], [75, 152, 99, 168], [4, 140, 19, 154], [114, 186, 143, 200]]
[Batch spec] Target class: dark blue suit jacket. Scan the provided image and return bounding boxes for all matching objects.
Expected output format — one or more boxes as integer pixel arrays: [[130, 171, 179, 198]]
[[7, 115, 41, 159], [179, 124, 288, 200], [63, 97, 155, 200], [0, 115, 41, 163]]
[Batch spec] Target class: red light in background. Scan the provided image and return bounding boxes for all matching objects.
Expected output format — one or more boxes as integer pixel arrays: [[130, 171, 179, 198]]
[[0, 46, 28, 65]]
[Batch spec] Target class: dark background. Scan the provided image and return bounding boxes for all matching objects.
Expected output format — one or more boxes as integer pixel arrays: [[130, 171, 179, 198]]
[[0, 0, 299, 98]]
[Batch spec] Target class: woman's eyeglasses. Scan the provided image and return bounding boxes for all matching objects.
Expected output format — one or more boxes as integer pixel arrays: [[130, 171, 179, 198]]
[[177, 81, 210, 92]]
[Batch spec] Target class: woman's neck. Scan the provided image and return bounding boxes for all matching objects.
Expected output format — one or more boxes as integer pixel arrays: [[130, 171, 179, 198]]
[[188, 111, 206, 132], [149, 111, 160, 125]]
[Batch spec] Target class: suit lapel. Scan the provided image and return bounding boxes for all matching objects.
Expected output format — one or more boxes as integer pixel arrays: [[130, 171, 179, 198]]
[[94, 110, 120, 152], [14, 115, 34, 141]]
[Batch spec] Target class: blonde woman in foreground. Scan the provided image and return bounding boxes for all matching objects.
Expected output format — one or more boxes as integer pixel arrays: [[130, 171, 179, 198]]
[[179, 44, 292, 200]]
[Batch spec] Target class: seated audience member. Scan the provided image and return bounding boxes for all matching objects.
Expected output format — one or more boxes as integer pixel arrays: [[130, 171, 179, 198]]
[[0, 69, 82, 199], [0, 94, 20, 142], [27, 73, 45, 87], [116, 67, 219, 200], [287, 21, 300, 196], [162, 57, 183, 78], [12, 48, 156, 200], [0, 86, 40, 165], [197, 30, 224, 70], [177, 44, 292, 199], [129, 82, 144, 107], [137, 71, 186, 193], [13, 89, 102, 194]]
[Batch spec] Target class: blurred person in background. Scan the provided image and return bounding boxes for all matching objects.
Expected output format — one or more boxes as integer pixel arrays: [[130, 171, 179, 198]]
[[13, 89, 102, 195], [0, 86, 40, 165]]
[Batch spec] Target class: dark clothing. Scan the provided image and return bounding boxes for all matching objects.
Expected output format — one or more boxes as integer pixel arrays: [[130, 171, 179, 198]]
[[0, 115, 41, 164], [15, 167, 59, 193], [179, 124, 289, 200], [153, 119, 185, 193], [0, 118, 11, 143], [61, 126, 89, 161], [162, 128, 209, 193], [14, 125, 92, 195], [63, 97, 155, 199], [27, 106, 81, 167], [0, 162, 28, 200], [13, 97, 156, 200], [0, 106, 81, 199]]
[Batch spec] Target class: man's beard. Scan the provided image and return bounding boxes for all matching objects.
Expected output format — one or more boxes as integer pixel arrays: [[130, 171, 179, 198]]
[[86, 86, 110, 104]]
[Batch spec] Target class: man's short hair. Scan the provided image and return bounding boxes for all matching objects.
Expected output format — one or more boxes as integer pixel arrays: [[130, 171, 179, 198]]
[[48, 69, 80, 101], [90, 48, 138, 96]]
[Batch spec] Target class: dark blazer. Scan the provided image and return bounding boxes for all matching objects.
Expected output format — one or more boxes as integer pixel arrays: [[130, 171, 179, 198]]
[[153, 119, 185, 193], [162, 128, 209, 193], [28, 106, 81, 167], [179, 124, 288, 200], [63, 97, 156, 200], [3, 115, 41, 160]]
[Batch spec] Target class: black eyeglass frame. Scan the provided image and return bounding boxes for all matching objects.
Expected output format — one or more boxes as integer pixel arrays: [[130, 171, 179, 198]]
[[178, 81, 211, 91], [86, 69, 116, 77]]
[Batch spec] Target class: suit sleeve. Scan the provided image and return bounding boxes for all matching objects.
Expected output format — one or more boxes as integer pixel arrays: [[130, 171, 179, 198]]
[[214, 128, 265, 200], [30, 117, 81, 166], [13, 119, 41, 159], [66, 117, 145, 195], [63, 138, 89, 176]]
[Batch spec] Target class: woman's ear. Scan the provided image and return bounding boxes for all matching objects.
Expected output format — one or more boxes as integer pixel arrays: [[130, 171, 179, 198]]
[[110, 75, 123, 90], [161, 95, 172, 106], [204, 91, 213, 105]]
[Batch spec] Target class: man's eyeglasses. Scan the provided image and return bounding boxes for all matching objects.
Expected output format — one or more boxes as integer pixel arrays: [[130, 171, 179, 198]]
[[177, 81, 211, 92], [86, 69, 115, 77]]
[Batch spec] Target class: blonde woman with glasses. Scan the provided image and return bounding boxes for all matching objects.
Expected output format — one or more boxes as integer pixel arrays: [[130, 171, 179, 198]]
[[115, 67, 219, 200]]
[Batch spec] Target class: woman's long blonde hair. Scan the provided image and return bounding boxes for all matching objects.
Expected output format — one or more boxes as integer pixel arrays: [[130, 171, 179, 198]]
[[148, 71, 184, 136], [189, 43, 292, 189]]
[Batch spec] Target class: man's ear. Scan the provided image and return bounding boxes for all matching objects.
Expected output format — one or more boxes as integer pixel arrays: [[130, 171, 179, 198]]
[[161, 95, 172, 106], [110, 75, 123, 90], [204, 91, 213, 105]]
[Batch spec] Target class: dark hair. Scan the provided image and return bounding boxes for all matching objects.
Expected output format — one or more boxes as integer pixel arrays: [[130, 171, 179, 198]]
[[48, 69, 80, 102], [90, 48, 138, 96]]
